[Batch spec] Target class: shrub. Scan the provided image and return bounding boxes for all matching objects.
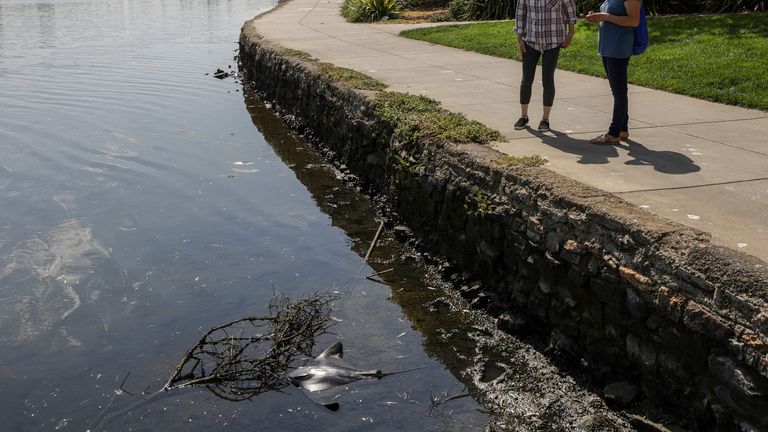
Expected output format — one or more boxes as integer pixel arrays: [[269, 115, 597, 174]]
[[642, 0, 766, 14], [447, 0, 473, 20], [443, 0, 766, 21], [575, 0, 602, 14], [446, 0, 514, 20], [342, 0, 401, 22], [467, 0, 515, 20]]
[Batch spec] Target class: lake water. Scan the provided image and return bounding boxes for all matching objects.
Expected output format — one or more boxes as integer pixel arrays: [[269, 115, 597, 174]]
[[0, 0, 495, 430]]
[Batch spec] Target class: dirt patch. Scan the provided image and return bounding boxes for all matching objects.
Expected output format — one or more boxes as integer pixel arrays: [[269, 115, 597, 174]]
[[398, 7, 448, 22]]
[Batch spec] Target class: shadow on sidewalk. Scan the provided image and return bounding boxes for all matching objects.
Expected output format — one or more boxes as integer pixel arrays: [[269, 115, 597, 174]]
[[617, 139, 701, 175], [535, 129, 619, 165], [532, 129, 701, 175]]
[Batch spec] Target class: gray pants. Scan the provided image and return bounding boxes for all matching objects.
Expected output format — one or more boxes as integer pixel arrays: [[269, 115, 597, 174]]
[[520, 43, 561, 107]]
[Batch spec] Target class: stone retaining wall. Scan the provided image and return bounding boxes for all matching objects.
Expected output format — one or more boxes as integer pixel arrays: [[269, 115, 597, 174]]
[[239, 20, 768, 431]]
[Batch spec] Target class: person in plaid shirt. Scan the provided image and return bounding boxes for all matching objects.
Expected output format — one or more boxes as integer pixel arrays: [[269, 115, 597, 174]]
[[514, 0, 578, 132]]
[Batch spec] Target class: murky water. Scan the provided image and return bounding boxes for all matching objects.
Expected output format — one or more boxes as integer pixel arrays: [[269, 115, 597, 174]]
[[0, 0, 494, 430]]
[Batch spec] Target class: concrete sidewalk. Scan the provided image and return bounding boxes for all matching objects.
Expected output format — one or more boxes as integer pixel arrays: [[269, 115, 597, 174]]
[[250, 0, 768, 261]]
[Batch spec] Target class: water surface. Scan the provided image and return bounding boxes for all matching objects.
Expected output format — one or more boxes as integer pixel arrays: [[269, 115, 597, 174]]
[[0, 0, 493, 430]]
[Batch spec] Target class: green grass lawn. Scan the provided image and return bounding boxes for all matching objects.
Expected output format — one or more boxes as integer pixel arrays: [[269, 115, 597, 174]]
[[401, 13, 768, 111]]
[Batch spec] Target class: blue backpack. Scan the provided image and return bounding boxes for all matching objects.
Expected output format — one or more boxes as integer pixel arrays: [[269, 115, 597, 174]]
[[633, 5, 649, 55]]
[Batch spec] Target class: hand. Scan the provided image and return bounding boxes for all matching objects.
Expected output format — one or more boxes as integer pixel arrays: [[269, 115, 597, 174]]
[[586, 12, 608, 23], [517, 36, 526, 56], [561, 33, 573, 48]]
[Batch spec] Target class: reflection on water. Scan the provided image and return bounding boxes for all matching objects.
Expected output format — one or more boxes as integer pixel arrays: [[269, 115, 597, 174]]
[[0, 219, 108, 345], [0, 0, 494, 431]]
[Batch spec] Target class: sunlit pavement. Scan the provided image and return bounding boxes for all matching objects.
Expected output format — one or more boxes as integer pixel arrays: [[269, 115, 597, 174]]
[[250, 0, 768, 261]]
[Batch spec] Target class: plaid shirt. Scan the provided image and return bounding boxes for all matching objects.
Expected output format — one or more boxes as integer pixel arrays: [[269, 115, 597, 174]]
[[515, 0, 578, 52]]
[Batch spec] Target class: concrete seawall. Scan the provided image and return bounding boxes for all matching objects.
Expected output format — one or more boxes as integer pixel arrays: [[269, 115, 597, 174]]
[[239, 19, 768, 430]]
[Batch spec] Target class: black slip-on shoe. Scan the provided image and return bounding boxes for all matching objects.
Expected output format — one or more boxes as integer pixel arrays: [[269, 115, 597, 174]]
[[537, 119, 550, 132], [514, 116, 529, 130]]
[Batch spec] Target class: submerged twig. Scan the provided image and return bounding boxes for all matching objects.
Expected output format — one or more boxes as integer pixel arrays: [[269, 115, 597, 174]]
[[118, 371, 134, 396], [363, 221, 385, 263], [86, 371, 134, 430], [429, 391, 474, 411], [365, 268, 394, 281]]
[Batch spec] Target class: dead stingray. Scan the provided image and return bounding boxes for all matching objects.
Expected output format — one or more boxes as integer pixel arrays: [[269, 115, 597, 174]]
[[287, 341, 422, 411]]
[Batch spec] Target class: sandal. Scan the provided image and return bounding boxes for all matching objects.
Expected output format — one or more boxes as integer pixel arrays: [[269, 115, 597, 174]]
[[590, 133, 620, 145], [619, 131, 629, 141]]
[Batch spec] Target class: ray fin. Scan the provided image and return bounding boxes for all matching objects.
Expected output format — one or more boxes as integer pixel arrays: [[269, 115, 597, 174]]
[[317, 341, 343, 359]]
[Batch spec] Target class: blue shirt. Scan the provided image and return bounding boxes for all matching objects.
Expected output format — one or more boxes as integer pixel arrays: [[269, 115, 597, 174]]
[[598, 0, 635, 58]]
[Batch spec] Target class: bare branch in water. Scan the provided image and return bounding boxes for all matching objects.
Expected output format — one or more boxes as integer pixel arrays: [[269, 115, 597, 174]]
[[365, 268, 394, 281], [363, 221, 385, 263], [164, 291, 339, 401], [429, 391, 473, 411]]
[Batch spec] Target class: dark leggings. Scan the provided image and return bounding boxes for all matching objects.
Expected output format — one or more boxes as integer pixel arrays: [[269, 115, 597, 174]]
[[520, 43, 560, 107], [602, 56, 630, 137]]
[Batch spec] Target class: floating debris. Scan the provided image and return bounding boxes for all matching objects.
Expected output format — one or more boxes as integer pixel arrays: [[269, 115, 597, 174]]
[[213, 68, 230, 79], [163, 292, 338, 401]]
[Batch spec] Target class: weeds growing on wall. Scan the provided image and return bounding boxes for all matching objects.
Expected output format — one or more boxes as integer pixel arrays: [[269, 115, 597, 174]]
[[373, 92, 503, 148], [317, 63, 388, 91], [493, 154, 546, 168]]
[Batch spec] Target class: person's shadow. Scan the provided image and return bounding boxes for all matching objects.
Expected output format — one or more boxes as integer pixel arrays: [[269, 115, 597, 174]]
[[617, 139, 701, 174], [534, 128, 619, 165], [531, 129, 701, 174]]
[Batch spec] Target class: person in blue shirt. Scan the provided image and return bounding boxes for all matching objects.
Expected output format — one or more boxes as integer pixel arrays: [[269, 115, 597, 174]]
[[586, 0, 642, 144]]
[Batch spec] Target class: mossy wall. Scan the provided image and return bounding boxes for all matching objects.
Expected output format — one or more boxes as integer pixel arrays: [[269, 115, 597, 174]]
[[239, 20, 768, 431]]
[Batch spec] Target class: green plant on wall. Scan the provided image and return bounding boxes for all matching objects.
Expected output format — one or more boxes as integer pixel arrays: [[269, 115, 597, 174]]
[[342, 0, 401, 22], [493, 154, 545, 168], [282, 48, 315, 62], [317, 63, 387, 91], [373, 92, 502, 148], [465, 190, 492, 218], [389, 150, 416, 172]]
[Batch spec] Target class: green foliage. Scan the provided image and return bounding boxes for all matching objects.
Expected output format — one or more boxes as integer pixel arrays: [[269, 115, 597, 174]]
[[640, 0, 766, 14], [575, 0, 602, 14], [493, 154, 546, 167], [465, 190, 492, 217], [446, 0, 514, 20], [578, 0, 767, 15], [282, 49, 315, 61], [401, 13, 768, 111], [447, 0, 473, 20], [374, 92, 503, 147], [442, 0, 766, 21], [317, 63, 387, 91], [428, 11, 457, 22], [467, 0, 515, 20], [342, 0, 401, 22], [279, 50, 386, 90]]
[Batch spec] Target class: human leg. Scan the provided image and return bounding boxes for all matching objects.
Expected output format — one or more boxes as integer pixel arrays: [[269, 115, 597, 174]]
[[602, 56, 629, 138], [519, 43, 541, 114], [540, 47, 561, 119]]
